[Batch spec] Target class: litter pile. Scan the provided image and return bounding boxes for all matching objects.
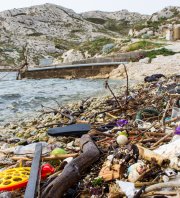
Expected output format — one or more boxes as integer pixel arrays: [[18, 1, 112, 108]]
[[0, 74, 180, 198]]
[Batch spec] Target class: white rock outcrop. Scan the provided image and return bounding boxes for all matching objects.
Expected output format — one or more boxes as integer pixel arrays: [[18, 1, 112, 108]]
[[81, 10, 149, 24], [109, 53, 180, 81], [62, 49, 84, 63]]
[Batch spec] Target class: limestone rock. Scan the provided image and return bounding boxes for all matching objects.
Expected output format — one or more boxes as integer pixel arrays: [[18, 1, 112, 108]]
[[62, 49, 84, 63], [139, 57, 150, 64], [151, 6, 180, 22], [0, 3, 115, 66], [81, 10, 149, 24]]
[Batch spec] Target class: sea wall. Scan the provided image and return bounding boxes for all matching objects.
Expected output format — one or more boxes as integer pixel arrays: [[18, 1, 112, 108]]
[[21, 64, 119, 79]]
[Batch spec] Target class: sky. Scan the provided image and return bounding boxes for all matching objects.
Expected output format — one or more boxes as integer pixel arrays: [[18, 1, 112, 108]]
[[0, 0, 179, 14]]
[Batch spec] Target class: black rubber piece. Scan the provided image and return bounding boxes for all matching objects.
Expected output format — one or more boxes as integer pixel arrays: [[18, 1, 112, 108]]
[[47, 124, 91, 137], [24, 143, 42, 198]]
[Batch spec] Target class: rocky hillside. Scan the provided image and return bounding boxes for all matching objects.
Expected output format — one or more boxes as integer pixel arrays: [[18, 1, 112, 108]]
[[134, 6, 180, 33], [150, 6, 180, 22], [81, 10, 149, 35], [0, 4, 179, 67], [0, 3, 117, 67]]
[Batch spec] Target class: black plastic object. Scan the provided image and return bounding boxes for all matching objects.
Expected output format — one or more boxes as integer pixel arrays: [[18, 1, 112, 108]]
[[48, 124, 91, 137], [24, 143, 42, 198], [97, 124, 115, 132], [144, 74, 166, 82]]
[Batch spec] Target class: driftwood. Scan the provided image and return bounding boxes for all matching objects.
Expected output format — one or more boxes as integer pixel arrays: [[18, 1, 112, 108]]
[[145, 181, 180, 193], [41, 134, 100, 198], [151, 132, 172, 148], [137, 144, 169, 166], [11, 153, 78, 161], [122, 63, 129, 105], [142, 191, 177, 197], [104, 80, 122, 108]]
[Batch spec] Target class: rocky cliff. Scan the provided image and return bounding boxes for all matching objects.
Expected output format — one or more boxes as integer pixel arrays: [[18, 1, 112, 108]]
[[0, 3, 117, 67], [81, 10, 149, 35], [0, 4, 179, 67]]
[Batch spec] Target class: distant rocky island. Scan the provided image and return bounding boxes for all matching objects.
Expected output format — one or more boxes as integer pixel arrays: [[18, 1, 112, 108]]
[[0, 3, 179, 67]]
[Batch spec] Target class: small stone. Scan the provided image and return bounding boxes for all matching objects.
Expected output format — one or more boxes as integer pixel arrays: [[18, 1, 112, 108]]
[[139, 57, 150, 64], [0, 191, 12, 198]]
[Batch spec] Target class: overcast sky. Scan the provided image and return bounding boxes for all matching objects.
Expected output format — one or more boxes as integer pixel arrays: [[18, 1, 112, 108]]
[[0, 0, 179, 14]]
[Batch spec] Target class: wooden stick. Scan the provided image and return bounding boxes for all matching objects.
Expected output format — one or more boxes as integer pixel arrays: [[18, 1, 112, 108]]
[[96, 137, 113, 144], [135, 181, 158, 187], [89, 129, 114, 138], [122, 63, 129, 105], [151, 132, 172, 148], [165, 116, 180, 124], [105, 112, 118, 119], [145, 181, 180, 193], [161, 99, 172, 132], [168, 94, 180, 97], [41, 134, 100, 198], [104, 80, 122, 108], [142, 191, 177, 197], [12, 153, 79, 161]]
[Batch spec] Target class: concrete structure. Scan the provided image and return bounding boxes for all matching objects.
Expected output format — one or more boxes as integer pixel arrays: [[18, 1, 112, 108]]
[[174, 26, 180, 40], [166, 29, 174, 41], [162, 24, 180, 41], [21, 62, 126, 79]]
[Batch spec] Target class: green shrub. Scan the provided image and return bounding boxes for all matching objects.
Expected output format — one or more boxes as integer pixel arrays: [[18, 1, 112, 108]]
[[77, 37, 114, 56], [86, 18, 106, 25], [104, 19, 130, 35], [146, 48, 176, 61], [54, 38, 76, 50], [28, 32, 44, 36], [126, 40, 163, 52]]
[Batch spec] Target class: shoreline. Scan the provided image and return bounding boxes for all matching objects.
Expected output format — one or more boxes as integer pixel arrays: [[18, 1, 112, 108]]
[[0, 76, 179, 197]]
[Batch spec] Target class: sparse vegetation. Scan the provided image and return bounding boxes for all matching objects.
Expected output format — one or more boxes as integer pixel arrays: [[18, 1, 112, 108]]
[[145, 48, 176, 60], [104, 19, 131, 35], [86, 18, 106, 25], [126, 40, 164, 52], [28, 32, 44, 36], [76, 37, 114, 56], [71, 29, 85, 33], [54, 38, 76, 50]]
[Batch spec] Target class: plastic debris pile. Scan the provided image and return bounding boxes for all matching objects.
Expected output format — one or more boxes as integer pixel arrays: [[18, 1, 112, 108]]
[[0, 75, 180, 198]]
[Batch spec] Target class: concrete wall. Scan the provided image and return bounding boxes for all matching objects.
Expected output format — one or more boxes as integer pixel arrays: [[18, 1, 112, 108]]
[[21, 64, 119, 79], [21, 51, 146, 79]]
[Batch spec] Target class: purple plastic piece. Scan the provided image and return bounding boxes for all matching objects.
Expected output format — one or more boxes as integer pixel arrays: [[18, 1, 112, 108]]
[[175, 126, 180, 135], [116, 119, 128, 127]]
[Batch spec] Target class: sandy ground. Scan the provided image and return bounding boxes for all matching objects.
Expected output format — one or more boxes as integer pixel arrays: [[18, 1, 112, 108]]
[[109, 53, 180, 82]]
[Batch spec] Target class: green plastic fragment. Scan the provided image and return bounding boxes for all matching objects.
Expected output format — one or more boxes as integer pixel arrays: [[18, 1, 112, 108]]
[[51, 148, 67, 156]]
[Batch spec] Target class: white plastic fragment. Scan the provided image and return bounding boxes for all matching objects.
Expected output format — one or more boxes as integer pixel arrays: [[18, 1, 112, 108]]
[[107, 155, 114, 161], [14, 142, 51, 156], [154, 137, 180, 170], [116, 180, 136, 198]]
